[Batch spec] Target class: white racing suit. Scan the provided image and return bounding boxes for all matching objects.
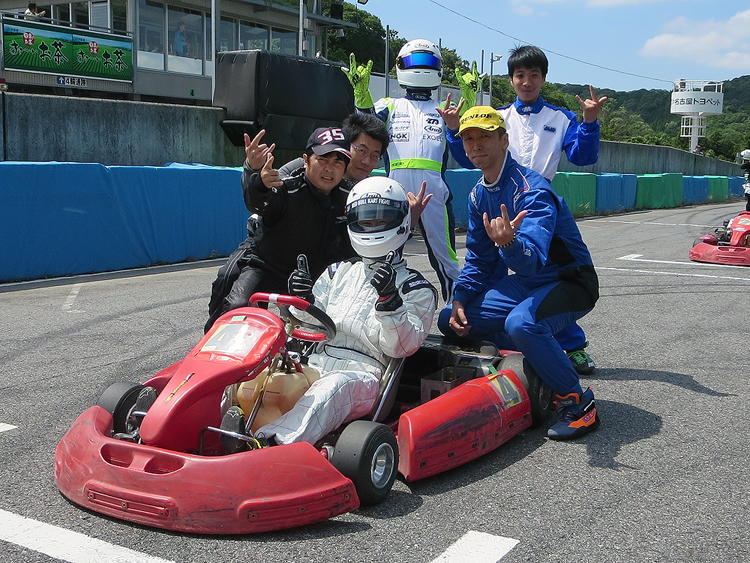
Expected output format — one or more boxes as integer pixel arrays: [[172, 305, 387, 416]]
[[257, 257, 437, 445], [366, 93, 462, 302]]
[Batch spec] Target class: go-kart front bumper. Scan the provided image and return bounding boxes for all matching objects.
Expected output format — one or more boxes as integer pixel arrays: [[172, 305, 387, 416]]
[[689, 242, 750, 266], [54, 406, 359, 534]]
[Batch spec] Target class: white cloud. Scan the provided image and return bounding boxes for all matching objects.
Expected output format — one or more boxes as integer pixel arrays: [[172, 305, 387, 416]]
[[640, 9, 750, 70], [511, 2, 536, 16], [587, 0, 673, 6]]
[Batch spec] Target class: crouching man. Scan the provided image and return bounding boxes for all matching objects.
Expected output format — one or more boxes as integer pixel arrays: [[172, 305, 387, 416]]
[[439, 107, 600, 440]]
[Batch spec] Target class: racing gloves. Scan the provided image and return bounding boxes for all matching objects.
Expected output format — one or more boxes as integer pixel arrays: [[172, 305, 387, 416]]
[[371, 252, 403, 312], [456, 61, 481, 114], [342, 53, 374, 109], [288, 255, 315, 304]]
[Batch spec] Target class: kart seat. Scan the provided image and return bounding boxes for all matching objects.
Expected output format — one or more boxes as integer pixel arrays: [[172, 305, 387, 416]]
[[366, 356, 407, 423]]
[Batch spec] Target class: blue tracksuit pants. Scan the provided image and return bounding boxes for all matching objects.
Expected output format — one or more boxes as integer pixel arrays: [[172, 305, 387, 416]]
[[438, 275, 591, 395]]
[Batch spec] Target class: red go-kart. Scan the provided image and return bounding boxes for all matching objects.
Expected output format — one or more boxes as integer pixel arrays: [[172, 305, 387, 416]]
[[690, 211, 750, 266], [55, 293, 552, 534]]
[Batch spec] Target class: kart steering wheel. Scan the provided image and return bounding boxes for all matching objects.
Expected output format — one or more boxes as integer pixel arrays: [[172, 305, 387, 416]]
[[249, 293, 336, 342]]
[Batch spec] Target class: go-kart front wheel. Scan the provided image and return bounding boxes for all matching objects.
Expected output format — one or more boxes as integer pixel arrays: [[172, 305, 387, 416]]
[[499, 354, 553, 427], [331, 421, 398, 505], [97, 382, 144, 434]]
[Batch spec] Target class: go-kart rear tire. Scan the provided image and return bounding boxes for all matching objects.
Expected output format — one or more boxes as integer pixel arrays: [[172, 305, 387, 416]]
[[499, 354, 553, 427], [331, 421, 398, 505], [97, 382, 144, 434]]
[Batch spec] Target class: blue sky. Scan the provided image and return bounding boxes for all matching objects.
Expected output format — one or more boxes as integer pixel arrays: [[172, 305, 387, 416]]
[[350, 0, 750, 92]]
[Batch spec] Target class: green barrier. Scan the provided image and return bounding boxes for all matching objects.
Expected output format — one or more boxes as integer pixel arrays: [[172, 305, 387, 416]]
[[635, 173, 682, 209], [706, 176, 729, 202], [550, 172, 597, 217]]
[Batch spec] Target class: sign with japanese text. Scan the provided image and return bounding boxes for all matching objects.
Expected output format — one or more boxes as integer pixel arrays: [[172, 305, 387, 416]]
[[2, 18, 133, 82], [670, 90, 723, 115]]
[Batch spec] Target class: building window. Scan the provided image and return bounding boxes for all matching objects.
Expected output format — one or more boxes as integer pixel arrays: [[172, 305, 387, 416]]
[[53, 4, 71, 26], [91, 1, 109, 30], [271, 27, 296, 55], [168, 6, 202, 74], [219, 16, 237, 52], [239, 21, 267, 50], [112, 0, 127, 33], [137, 0, 165, 70], [72, 1, 89, 29], [205, 14, 212, 60]]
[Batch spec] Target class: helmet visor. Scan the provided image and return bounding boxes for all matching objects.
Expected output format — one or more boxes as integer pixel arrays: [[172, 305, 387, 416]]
[[396, 52, 442, 71], [346, 195, 409, 233]]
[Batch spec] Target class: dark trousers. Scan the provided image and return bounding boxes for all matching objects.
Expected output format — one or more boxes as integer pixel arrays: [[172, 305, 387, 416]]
[[205, 238, 288, 333]]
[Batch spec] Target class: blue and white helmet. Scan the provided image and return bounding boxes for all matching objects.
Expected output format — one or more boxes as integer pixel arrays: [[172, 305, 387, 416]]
[[346, 177, 411, 259], [396, 39, 443, 90]]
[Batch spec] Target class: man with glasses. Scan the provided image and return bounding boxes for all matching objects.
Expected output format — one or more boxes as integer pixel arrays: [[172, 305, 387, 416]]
[[277, 112, 389, 187]]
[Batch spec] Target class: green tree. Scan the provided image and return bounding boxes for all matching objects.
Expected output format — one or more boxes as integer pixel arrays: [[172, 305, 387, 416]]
[[323, 1, 390, 70]]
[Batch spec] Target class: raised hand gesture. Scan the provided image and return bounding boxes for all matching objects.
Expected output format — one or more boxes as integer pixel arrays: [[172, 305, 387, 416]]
[[482, 204, 527, 248], [260, 154, 283, 189], [456, 61, 481, 111], [244, 129, 275, 170], [341, 53, 374, 108], [407, 181, 433, 226], [437, 92, 463, 131], [576, 85, 608, 123]]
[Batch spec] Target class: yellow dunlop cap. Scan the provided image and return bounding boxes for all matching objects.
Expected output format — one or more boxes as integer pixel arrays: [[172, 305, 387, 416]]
[[458, 106, 506, 137]]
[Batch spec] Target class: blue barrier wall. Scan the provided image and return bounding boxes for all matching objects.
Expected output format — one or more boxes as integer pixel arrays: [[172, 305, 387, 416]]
[[729, 176, 745, 198], [445, 169, 482, 228], [0, 162, 246, 282], [0, 162, 746, 282], [683, 176, 710, 204], [595, 174, 637, 213]]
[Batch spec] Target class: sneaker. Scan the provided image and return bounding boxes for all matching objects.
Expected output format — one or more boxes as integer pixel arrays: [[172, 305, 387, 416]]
[[547, 387, 600, 440], [567, 342, 596, 376]]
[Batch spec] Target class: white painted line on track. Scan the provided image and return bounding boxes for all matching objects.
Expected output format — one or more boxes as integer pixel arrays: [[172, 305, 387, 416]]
[[62, 284, 82, 312], [592, 219, 715, 228], [0, 423, 17, 433], [0, 509, 175, 563], [429, 531, 519, 563], [617, 254, 750, 270], [599, 266, 750, 282]]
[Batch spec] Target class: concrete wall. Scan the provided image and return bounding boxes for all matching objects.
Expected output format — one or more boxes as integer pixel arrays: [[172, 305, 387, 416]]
[[558, 140, 742, 177], [2, 92, 244, 167], [1, 92, 744, 175]]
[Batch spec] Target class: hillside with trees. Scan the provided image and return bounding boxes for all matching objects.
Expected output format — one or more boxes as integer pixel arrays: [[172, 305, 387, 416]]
[[321, 1, 750, 162]]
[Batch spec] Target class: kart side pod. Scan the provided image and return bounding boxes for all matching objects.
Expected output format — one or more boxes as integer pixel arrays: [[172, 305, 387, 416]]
[[397, 368, 532, 481]]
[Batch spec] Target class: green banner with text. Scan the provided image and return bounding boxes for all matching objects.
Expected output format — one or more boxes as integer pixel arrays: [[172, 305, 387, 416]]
[[2, 18, 133, 81]]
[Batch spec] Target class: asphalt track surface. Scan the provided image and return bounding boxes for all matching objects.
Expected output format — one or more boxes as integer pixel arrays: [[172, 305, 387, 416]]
[[1, 201, 748, 563]]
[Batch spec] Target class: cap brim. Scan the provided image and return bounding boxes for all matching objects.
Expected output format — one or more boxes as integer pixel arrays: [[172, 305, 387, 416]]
[[457, 124, 504, 137], [311, 146, 351, 160]]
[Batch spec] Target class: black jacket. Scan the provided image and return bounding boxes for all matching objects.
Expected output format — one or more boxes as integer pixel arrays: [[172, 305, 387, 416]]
[[242, 167, 354, 281]]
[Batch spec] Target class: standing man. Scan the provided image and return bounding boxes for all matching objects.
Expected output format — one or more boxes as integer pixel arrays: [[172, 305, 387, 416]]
[[440, 107, 600, 440], [442, 45, 607, 375], [343, 40, 461, 302]]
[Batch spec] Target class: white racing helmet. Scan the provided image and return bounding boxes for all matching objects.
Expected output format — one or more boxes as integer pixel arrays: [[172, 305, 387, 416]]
[[346, 176, 411, 259], [395, 39, 443, 90]]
